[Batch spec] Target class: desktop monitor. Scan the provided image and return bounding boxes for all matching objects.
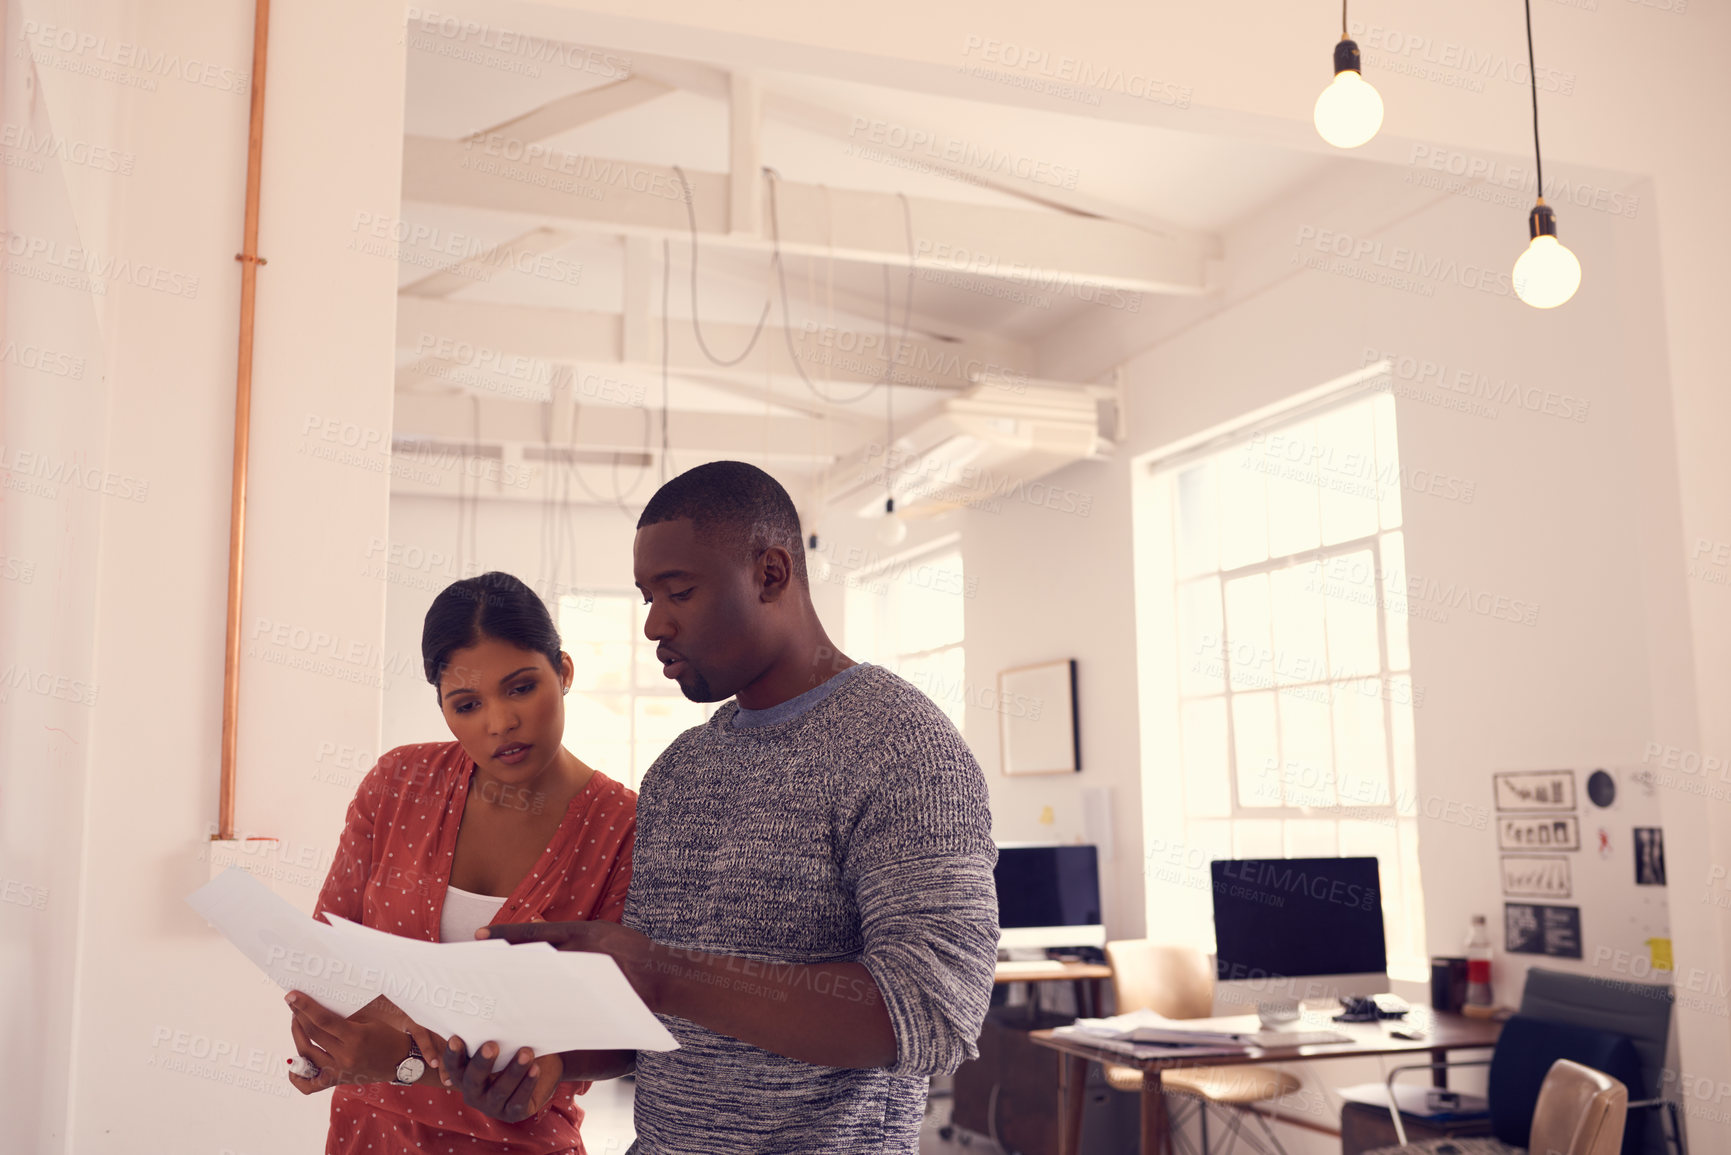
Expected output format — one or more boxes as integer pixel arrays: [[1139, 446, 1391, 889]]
[[994, 843, 1105, 952], [1209, 856, 1389, 1012]]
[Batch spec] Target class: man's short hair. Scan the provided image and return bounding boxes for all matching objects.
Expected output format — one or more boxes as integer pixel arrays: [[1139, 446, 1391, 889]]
[[637, 461, 808, 586]]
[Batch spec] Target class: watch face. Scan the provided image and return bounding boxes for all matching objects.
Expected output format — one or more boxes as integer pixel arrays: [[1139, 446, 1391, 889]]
[[396, 1055, 426, 1085]]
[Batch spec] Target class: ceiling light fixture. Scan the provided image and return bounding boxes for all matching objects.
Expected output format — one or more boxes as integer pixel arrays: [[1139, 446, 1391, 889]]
[[1511, 0, 1581, 308], [1313, 1, 1383, 149]]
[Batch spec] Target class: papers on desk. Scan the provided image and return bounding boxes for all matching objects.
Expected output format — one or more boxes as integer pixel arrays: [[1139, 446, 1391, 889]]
[[187, 867, 678, 1068], [1054, 1008, 1353, 1058]]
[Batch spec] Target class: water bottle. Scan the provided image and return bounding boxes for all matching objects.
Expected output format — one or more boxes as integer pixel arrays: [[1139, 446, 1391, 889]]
[[1465, 914, 1494, 1006]]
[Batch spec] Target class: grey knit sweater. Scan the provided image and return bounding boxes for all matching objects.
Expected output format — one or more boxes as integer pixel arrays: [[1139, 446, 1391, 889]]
[[623, 662, 999, 1154]]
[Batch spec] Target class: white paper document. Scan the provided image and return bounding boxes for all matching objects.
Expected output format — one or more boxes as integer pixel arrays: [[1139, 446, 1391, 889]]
[[187, 867, 678, 1065]]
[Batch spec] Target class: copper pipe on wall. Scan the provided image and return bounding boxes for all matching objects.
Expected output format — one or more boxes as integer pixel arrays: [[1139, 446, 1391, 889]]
[[218, 0, 271, 841]]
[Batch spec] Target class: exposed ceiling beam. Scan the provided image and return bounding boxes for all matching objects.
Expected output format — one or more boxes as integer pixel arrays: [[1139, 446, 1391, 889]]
[[690, 244, 1029, 354], [392, 391, 851, 458], [394, 296, 1022, 393], [730, 73, 762, 236], [467, 74, 673, 144], [398, 227, 577, 303], [758, 91, 1203, 242], [402, 136, 1215, 295]]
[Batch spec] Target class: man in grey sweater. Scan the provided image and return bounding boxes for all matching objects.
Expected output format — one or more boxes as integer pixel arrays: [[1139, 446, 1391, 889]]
[[439, 461, 999, 1154]]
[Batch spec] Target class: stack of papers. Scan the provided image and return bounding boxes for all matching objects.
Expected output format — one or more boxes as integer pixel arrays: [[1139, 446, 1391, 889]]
[[1056, 1008, 1353, 1056], [186, 867, 678, 1069]]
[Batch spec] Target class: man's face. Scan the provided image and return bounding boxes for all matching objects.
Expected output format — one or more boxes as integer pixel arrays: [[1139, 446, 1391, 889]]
[[633, 518, 767, 703]]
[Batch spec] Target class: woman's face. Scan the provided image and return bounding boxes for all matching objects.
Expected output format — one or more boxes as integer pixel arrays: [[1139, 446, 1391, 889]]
[[436, 635, 573, 785]]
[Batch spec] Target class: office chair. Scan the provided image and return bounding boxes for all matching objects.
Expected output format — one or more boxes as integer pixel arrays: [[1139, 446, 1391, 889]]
[[1366, 1057, 1627, 1155], [1104, 939, 1300, 1155]]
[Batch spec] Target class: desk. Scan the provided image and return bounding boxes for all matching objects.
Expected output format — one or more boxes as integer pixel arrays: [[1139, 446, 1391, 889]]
[[944, 963, 1118, 1152], [1031, 1010, 1501, 1155], [995, 960, 1113, 1018]]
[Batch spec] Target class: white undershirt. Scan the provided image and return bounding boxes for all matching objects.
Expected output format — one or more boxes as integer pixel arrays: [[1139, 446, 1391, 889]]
[[439, 883, 509, 943]]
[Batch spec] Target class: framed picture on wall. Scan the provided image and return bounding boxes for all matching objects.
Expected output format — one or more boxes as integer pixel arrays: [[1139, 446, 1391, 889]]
[[998, 659, 1080, 776]]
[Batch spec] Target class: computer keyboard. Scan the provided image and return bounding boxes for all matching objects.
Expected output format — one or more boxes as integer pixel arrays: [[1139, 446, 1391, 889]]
[[1248, 1029, 1355, 1046], [995, 960, 1061, 976]]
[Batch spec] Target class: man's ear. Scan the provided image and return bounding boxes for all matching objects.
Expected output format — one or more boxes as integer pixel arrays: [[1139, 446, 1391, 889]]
[[758, 546, 794, 603]]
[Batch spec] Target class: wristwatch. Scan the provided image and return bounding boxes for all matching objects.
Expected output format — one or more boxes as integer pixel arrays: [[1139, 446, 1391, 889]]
[[393, 1032, 426, 1086]]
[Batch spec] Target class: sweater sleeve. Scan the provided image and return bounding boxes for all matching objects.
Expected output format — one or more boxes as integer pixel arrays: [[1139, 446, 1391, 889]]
[[841, 729, 999, 1078]]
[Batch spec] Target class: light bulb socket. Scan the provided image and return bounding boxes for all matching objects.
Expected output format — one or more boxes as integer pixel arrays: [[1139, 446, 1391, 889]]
[[807, 532, 819, 550], [1334, 39, 1363, 75], [884, 497, 897, 516], [1527, 201, 1558, 241]]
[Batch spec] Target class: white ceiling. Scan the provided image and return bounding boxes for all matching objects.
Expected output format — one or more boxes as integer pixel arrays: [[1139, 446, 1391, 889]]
[[391, 26, 1334, 479]]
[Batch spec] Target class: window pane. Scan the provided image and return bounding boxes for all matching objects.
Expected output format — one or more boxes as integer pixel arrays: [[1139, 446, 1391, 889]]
[[561, 595, 634, 692], [844, 580, 888, 664], [1316, 402, 1380, 545], [893, 550, 965, 654], [1264, 419, 1323, 558], [1373, 392, 1403, 531], [1381, 532, 1410, 670], [568, 691, 631, 755], [1389, 682, 1417, 814], [1284, 819, 1338, 858], [1323, 550, 1381, 678], [1217, 446, 1269, 570], [1332, 680, 1390, 809], [1223, 573, 1272, 692], [1395, 819, 1427, 976], [1269, 565, 1329, 687], [1278, 687, 1335, 807], [1232, 691, 1281, 809], [570, 642, 633, 692], [561, 594, 632, 643], [1182, 698, 1231, 818], [1232, 819, 1285, 859], [1186, 819, 1235, 955], [1186, 820, 1235, 874], [1178, 578, 1225, 697], [588, 742, 634, 790], [1175, 462, 1219, 578]]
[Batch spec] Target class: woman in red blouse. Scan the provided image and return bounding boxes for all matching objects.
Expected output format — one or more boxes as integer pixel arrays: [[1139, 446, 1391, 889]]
[[287, 571, 638, 1154]]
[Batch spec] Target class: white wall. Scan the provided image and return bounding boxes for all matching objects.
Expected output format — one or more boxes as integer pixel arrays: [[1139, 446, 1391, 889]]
[[4, 0, 1728, 1151], [0, 4, 115, 1148], [1, 0, 407, 1151]]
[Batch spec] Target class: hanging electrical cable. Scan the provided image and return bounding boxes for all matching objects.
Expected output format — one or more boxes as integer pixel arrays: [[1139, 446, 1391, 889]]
[[673, 164, 774, 367], [660, 237, 673, 485], [766, 171, 917, 408]]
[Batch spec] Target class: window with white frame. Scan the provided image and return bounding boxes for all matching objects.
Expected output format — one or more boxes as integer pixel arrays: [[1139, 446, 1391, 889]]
[[844, 543, 969, 736], [557, 593, 712, 790], [1140, 390, 1428, 981]]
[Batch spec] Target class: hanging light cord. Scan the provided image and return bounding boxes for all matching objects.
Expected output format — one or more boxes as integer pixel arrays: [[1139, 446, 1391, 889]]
[[1523, 0, 1545, 201], [765, 170, 917, 407], [672, 164, 773, 367], [660, 237, 672, 484], [1341, 0, 1348, 39]]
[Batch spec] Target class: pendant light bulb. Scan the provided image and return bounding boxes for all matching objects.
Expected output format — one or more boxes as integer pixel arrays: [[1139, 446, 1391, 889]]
[[876, 498, 908, 547], [1314, 41, 1383, 149], [1513, 0, 1579, 308], [1513, 202, 1581, 309]]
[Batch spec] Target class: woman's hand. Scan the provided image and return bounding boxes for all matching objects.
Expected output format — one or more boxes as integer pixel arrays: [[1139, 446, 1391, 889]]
[[436, 1036, 565, 1122], [284, 992, 414, 1092]]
